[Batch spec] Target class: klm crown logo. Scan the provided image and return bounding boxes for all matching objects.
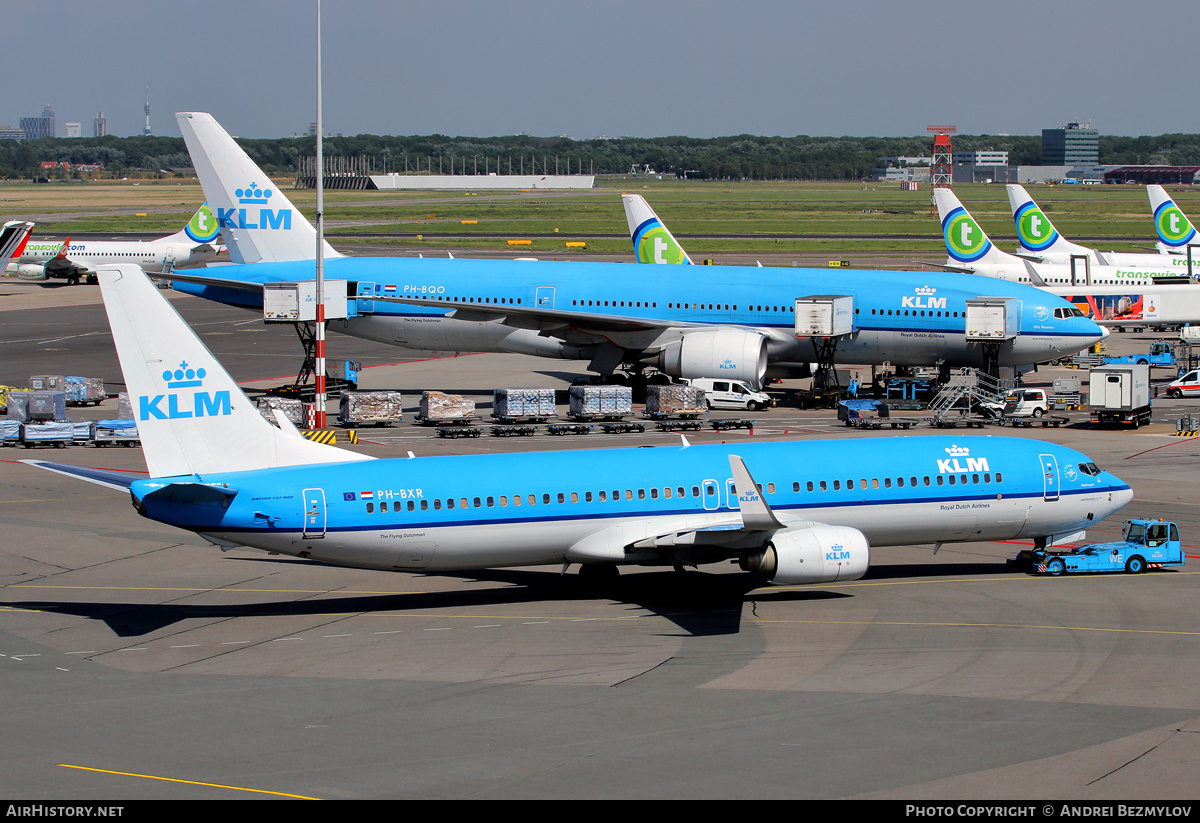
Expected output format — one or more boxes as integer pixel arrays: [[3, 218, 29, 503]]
[[945, 444, 970, 457], [915, 286, 937, 295], [140, 359, 231, 421], [164, 361, 206, 388], [236, 183, 272, 205]]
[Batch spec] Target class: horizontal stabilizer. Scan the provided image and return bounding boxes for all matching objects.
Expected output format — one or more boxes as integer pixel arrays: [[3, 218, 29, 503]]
[[22, 460, 141, 492], [141, 482, 238, 505]]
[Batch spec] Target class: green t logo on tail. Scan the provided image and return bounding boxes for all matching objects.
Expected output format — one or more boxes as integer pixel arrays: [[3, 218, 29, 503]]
[[185, 203, 220, 244], [635, 225, 688, 265]]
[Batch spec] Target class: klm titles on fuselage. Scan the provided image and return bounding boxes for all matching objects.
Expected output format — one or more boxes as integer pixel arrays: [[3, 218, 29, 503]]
[[902, 296, 948, 309]]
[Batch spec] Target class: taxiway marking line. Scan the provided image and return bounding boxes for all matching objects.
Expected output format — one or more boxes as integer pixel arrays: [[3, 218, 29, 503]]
[[57, 764, 319, 799]]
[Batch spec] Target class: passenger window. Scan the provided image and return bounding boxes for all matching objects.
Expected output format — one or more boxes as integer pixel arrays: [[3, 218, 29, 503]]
[[557, 493, 565, 504], [474, 497, 482, 508], [571, 493, 578, 503], [381, 501, 388, 512], [420, 500, 428, 510], [650, 488, 658, 499], [599, 490, 607, 501], [820, 481, 827, 491], [833, 480, 841, 490], [366, 502, 374, 513], [408, 500, 416, 511], [434, 499, 442, 510]]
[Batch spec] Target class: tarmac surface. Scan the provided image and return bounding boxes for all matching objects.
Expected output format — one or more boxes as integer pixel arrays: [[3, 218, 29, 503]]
[[2, 278, 1199, 800]]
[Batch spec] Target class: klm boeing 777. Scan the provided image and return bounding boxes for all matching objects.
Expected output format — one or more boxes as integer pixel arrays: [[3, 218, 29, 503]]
[[161, 113, 1105, 389], [8, 203, 222, 285], [26, 265, 1132, 586]]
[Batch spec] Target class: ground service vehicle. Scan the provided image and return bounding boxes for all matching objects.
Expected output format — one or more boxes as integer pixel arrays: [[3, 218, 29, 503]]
[[1166, 369, 1200, 398], [1089, 364, 1152, 427], [1029, 519, 1185, 575], [686, 378, 772, 411]]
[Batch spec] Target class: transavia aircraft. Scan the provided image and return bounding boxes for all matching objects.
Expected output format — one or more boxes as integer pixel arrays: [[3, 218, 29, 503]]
[[161, 112, 1106, 389], [1148, 184, 1200, 261], [934, 187, 1190, 288], [26, 265, 1133, 586], [1006, 184, 1193, 277], [8, 203, 222, 285]]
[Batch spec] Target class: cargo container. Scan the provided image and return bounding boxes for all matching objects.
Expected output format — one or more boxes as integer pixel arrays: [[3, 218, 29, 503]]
[[338, 391, 404, 426], [568, 385, 632, 420], [417, 391, 475, 423], [492, 388, 555, 422], [644, 384, 707, 418], [27, 391, 67, 422], [63, 376, 106, 406]]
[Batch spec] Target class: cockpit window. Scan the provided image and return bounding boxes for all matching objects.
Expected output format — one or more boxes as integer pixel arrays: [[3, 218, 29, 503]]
[[1077, 462, 1100, 476], [1053, 307, 1087, 319]]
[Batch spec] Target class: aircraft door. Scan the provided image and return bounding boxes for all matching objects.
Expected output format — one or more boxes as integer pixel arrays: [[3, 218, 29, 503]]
[[535, 286, 555, 309], [163, 246, 175, 273], [702, 479, 720, 511], [356, 281, 376, 314], [302, 488, 327, 538], [725, 478, 738, 510], [1039, 454, 1060, 502]]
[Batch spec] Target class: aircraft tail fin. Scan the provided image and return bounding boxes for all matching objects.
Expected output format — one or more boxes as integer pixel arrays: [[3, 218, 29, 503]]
[[1006, 184, 1092, 259], [1148, 185, 1198, 252], [176, 112, 340, 265], [168, 202, 221, 246], [97, 264, 369, 479], [622, 194, 692, 264], [0, 220, 33, 268], [933, 187, 1013, 268]]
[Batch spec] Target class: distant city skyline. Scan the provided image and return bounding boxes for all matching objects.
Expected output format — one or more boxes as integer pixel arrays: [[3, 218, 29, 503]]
[[8, 0, 1199, 141]]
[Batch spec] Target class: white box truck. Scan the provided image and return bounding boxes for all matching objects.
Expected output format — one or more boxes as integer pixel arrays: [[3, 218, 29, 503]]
[[1089, 364, 1152, 428]]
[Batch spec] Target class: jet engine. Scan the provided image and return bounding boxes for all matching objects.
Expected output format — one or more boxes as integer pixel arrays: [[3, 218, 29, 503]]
[[740, 525, 869, 585], [656, 329, 768, 389], [16, 264, 49, 281]]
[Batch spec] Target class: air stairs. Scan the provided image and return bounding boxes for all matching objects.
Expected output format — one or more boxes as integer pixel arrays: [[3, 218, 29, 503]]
[[925, 368, 1013, 428]]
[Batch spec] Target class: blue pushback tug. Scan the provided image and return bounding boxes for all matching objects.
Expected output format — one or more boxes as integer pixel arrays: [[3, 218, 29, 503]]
[[1027, 519, 1185, 575]]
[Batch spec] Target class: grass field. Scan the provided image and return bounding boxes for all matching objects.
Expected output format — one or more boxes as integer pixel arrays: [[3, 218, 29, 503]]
[[3, 177, 1197, 260]]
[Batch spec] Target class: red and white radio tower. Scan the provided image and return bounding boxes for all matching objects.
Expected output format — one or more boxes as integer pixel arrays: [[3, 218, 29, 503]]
[[927, 125, 956, 189]]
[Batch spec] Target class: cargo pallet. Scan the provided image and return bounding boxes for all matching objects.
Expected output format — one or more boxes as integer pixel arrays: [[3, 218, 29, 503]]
[[547, 424, 593, 435], [711, 419, 754, 431], [657, 420, 703, 432], [847, 418, 917, 430], [436, 424, 480, 439], [998, 415, 1070, 428], [601, 422, 645, 434], [925, 417, 993, 428], [489, 425, 537, 437]]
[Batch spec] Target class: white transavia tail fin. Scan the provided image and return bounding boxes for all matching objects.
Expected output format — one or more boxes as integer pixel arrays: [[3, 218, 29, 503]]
[[622, 194, 692, 264], [176, 112, 340, 265], [933, 187, 1016, 268], [164, 202, 221, 246], [0, 220, 34, 268], [1006, 184, 1094, 260], [1147, 184, 1198, 253], [98, 264, 369, 478]]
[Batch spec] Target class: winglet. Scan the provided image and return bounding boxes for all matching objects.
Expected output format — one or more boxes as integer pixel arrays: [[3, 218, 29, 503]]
[[0, 220, 34, 269], [728, 455, 783, 531], [622, 194, 692, 265]]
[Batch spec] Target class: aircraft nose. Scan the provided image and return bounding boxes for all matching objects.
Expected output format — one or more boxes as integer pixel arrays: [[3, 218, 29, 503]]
[[1099, 325, 1111, 340]]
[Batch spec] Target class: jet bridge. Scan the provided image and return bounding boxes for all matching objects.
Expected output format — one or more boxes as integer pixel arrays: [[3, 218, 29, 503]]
[[795, 295, 855, 392]]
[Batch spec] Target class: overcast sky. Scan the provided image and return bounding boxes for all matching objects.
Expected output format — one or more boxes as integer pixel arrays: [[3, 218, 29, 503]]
[[8, 0, 1198, 140]]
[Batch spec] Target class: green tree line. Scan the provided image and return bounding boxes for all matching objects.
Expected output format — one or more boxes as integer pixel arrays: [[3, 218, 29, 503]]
[[1, 132, 1197, 181]]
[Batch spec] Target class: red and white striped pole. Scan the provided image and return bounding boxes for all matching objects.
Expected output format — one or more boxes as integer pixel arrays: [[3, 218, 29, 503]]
[[313, 0, 327, 428]]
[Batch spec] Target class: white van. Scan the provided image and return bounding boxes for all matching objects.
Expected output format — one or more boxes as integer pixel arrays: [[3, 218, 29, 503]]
[[685, 378, 773, 411], [1166, 370, 1200, 398]]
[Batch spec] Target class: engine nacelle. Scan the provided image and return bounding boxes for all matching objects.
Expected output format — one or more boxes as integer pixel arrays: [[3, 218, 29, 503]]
[[657, 329, 768, 389], [16, 264, 48, 281], [740, 525, 869, 585]]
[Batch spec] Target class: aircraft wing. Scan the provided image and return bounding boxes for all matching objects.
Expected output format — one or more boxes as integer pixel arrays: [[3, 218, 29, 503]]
[[157, 268, 269, 292], [566, 454, 796, 562], [369, 292, 708, 333]]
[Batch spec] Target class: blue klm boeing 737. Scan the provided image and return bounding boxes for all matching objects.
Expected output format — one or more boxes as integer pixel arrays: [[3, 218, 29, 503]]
[[160, 113, 1106, 389], [25, 265, 1132, 587]]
